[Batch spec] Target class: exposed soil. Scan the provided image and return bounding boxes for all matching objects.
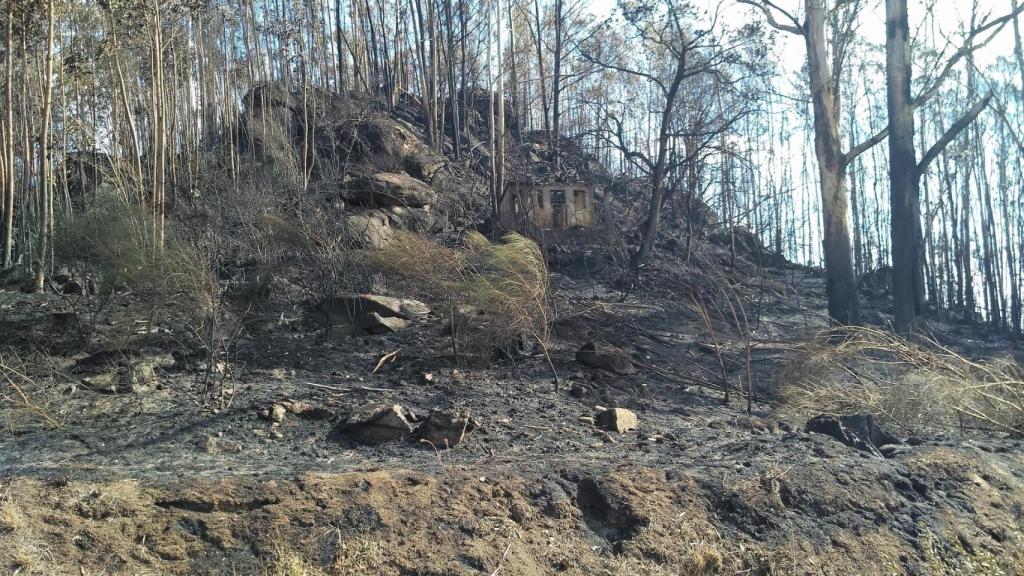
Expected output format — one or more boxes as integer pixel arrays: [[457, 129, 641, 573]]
[[2, 247, 1024, 575]]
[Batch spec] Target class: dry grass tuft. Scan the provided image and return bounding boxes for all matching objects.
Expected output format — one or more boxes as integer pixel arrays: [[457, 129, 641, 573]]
[[0, 500, 21, 534], [0, 352, 64, 430], [371, 231, 551, 359], [264, 547, 326, 576], [778, 326, 1024, 436]]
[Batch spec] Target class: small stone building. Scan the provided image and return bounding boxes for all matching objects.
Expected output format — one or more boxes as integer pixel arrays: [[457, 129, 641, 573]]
[[500, 182, 597, 233]]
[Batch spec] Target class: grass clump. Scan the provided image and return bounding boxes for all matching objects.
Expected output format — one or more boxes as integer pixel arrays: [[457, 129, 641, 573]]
[[778, 326, 1024, 437], [370, 230, 551, 359], [56, 200, 217, 318]]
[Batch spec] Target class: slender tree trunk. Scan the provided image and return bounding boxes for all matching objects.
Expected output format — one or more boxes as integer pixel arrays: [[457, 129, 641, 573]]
[[34, 0, 56, 291], [806, 0, 858, 324], [886, 0, 919, 333], [2, 2, 14, 269]]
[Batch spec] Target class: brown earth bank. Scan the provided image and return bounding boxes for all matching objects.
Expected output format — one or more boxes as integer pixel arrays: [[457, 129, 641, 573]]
[[2, 446, 1023, 576]]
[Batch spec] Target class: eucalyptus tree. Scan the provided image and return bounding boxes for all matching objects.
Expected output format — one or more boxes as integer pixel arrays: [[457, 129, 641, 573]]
[[739, 0, 887, 326]]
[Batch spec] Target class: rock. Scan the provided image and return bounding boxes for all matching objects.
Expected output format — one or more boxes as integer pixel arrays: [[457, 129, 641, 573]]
[[317, 293, 430, 326], [386, 205, 448, 233], [342, 209, 392, 249], [805, 414, 900, 457], [341, 403, 416, 444], [596, 408, 639, 433], [578, 416, 596, 426], [416, 409, 479, 448], [200, 436, 242, 454], [347, 172, 437, 208], [80, 360, 159, 394], [269, 403, 287, 423], [575, 342, 637, 375], [356, 312, 410, 334], [283, 400, 332, 420]]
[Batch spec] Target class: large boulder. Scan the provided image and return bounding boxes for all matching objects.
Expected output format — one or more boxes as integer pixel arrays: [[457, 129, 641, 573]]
[[356, 312, 410, 334], [805, 414, 900, 457], [346, 172, 437, 208], [319, 293, 430, 322], [352, 117, 444, 178], [339, 403, 417, 444], [386, 206, 448, 233], [575, 342, 637, 375], [342, 210, 393, 249]]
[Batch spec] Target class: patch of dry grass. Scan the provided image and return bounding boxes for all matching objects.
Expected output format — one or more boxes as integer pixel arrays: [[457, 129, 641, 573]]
[[0, 352, 64, 431], [371, 231, 551, 359], [777, 326, 1024, 437]]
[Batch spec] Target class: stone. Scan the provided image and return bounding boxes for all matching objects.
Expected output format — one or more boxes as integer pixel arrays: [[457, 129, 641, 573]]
[[80, 361, 158, 394], [269, 404, 287, 423], [575, 342, 637, 375], [386, 205, 448, 233], [341, 403, 416, 444], [578, 416, 596, 426], [416, 409, 479, 448], [596, 408, 639, 433], [342, 209, 392, 249], [317, 294, 430, 326], [805, 414, 900, 458], [200, 436, 242, 454], [356, 312, 410, 334], [346, 172, 437, 208]]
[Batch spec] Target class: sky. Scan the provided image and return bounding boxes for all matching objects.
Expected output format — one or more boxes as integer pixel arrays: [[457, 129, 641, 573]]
[[583, 0, 1020, 71]]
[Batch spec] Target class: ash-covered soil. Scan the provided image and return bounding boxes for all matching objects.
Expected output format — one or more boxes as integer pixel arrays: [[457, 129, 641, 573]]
[[2, 250, 1024, 575]]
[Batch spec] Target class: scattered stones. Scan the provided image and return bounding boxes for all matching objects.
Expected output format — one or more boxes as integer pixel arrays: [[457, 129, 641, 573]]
[[575, 342, 637, 375], [596, 408, 639, 433], [578, 416, 596, 426], [417, 409, 479, 448], [805, 414, 900, 457], [80, 361, 159, 394], [341, 403, 416, 444]]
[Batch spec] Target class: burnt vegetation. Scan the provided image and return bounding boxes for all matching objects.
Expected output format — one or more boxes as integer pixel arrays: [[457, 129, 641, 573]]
[[2, 0, 1024, 575]]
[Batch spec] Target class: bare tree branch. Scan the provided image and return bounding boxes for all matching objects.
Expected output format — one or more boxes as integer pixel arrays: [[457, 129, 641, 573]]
[[736, 0, 803, 35], [917, 93, 993, 175]]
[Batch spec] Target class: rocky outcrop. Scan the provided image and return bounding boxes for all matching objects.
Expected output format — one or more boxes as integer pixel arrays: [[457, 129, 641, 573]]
[[805, 414, 900, 457], [342, 210, 393, 249], [340, 403, 417, 444], [346, 172, 437, 208]]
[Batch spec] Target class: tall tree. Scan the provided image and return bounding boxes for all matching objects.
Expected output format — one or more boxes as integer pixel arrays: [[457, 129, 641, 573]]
[[740, 0, 887, 326]]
